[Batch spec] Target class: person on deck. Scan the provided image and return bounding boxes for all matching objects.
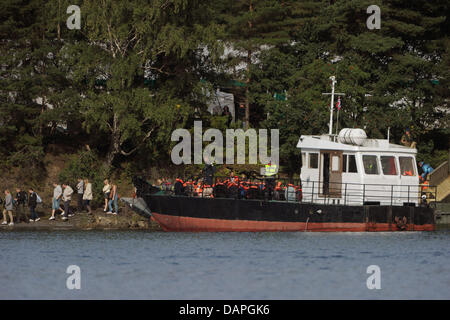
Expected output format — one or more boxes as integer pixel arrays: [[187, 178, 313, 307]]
[[418, 161, 434, 181], [203, 162, 216, 186], [400, 128, 417, 149], [174, 178, 185, 196]]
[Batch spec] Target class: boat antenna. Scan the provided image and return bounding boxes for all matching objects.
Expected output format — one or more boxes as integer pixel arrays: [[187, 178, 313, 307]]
[[322, 76, 345, 136]]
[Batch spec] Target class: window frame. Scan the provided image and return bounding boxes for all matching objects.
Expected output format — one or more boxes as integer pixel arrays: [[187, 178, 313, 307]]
[[309, 153, 319, 169], [380, 155, 398, 176], [362, 155, 380, 175], [399, 156, 416, 176], [343, 154, 358, 173]]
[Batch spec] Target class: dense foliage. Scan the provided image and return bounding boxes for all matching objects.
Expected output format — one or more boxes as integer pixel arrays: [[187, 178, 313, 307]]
[[1, 0, 448, 181]]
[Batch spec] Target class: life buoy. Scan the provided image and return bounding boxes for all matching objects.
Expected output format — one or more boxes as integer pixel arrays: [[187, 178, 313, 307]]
[[394, 216, 408, 231]]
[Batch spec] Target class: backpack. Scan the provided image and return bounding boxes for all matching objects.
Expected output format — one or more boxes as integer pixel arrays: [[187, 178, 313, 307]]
[[36, 193, 43, 204]]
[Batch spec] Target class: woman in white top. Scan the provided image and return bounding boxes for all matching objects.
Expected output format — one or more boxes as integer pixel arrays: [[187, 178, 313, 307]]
[[103, 179, 111, 212], [83, 179, 93, 214]]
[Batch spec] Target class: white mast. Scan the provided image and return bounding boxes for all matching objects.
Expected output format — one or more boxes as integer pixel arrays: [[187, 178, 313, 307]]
[[328, 76, 336, 135], [322, 76, 345, 136]]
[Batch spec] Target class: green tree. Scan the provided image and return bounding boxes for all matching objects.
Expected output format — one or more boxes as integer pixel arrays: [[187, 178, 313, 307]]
[[61, 0, 224, 168], [213, 0, 316, 129]]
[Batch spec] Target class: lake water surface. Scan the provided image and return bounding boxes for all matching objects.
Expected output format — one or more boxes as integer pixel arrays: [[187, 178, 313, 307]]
[[1, 230, 449, 299]]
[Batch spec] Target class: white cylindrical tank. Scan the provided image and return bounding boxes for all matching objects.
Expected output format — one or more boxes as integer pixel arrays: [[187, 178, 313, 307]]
[[338, 128, 367, 146]]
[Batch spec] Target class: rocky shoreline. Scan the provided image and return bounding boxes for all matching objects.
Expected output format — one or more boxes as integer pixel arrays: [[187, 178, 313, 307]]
[[0, 205, 161, 231]]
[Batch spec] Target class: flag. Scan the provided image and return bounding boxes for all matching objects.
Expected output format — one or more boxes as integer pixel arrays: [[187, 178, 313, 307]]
[[336, 97, 341, 110]]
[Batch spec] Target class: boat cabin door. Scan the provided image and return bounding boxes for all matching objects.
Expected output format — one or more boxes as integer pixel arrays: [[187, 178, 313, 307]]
[[319, 150, 343, 198]]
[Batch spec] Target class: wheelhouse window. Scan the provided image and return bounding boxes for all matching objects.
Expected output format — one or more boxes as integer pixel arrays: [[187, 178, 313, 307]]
[[301, 153, 307, 168], [343, 154, 357, 173], [309, 153, 318, 169], [381, 156, 397, 175], [399, 157, 416, 176], [363, 155, 379, 175]]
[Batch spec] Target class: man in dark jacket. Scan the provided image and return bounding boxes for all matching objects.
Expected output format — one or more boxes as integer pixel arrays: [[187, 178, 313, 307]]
[[28, 188, 40, 222], [15, 188, 29, 223], [203, 162, 216, 187], [174, 179, 185, 196]]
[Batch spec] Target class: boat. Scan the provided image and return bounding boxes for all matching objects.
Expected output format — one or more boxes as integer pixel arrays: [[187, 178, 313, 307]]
[[133, 133, 435, 232], [132, 77, 436, 232], [132, 130, 436, 232]]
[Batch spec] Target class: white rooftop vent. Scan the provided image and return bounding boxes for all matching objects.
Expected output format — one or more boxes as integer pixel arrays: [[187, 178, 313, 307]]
[[338, 128, 367, 146]]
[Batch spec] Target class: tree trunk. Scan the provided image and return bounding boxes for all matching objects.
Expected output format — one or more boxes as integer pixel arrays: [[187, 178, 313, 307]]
[[106, 112, 120, 168]]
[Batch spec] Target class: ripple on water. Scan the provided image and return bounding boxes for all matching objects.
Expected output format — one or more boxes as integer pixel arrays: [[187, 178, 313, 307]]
[[0, 230, 449, 299]]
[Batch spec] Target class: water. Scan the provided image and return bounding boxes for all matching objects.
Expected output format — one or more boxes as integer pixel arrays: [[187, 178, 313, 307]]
[[0, 230, 449, 299]]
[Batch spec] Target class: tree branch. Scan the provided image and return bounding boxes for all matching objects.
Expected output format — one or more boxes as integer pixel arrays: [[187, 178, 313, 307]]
[[120, 127, 156, 156]]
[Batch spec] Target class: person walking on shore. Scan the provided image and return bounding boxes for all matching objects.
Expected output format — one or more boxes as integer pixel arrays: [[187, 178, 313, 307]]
[[14, 188, 29, 223], [2, 190, 14, 226], [103, 179, 111, 212], [28, 188, 39, 222], [107, 182, 118, 215], [76, 178, 84, 213], [83, 179, 93, 215], [62, 184, 74, 221], [49, 183, 63, 220]]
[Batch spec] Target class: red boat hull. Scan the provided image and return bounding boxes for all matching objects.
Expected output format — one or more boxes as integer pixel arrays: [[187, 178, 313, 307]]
[[152, 212, 434, 232]]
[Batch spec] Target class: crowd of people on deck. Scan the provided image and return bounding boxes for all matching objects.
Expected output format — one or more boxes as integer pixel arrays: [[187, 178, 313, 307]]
[[0, 178, 120, 226], [155, 172, 303, 202]]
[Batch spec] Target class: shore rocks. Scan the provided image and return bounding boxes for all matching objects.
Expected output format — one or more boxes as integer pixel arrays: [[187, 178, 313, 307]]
[[0, 208, 161, 231]]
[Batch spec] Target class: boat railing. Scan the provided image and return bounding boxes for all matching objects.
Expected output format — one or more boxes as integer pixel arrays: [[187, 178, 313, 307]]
[[167, 176, 437, 208], [299, 181, 436, 207]]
